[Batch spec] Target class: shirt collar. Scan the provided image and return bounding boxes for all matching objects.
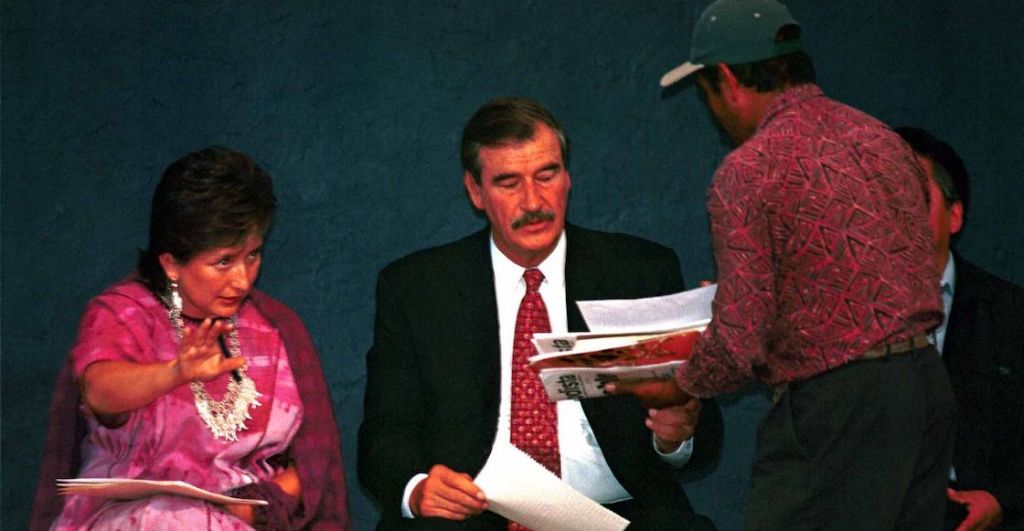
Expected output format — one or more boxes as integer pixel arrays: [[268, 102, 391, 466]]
[[941, 250, 956, 295], [758, 83, 825, 132], [490, 230, 567, 292]]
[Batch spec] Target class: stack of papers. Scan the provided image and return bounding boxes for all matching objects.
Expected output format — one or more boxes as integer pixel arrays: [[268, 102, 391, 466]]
[[57, 478, 267, 506]]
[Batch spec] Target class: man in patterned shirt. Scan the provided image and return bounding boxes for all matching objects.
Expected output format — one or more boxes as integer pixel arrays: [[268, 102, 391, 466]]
[[612, 0, 955, 529]]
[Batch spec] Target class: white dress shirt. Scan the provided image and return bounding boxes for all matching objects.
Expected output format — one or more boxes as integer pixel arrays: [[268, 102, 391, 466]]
[[401, 231, 692, 517], [932, 251, 957, 355], [931, 250, 957, 482]]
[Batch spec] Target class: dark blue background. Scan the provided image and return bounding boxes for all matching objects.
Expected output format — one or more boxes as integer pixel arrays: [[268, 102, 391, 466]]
[[3, 1, 1022, 529]]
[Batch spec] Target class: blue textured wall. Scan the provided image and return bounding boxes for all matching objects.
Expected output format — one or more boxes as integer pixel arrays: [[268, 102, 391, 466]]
[[3, 2, 1022, 529]]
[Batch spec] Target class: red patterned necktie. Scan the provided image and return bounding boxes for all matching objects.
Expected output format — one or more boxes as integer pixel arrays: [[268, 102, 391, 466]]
[[509, 269, 559, 531], [510, 268, 560, 474]]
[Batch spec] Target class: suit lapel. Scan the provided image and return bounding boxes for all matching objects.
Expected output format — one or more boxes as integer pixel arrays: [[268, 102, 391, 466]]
[[564, 226, 639, 434], [944, 255, 990, 381], [564, 225, 604, 333], [464, 229, 503, 410]]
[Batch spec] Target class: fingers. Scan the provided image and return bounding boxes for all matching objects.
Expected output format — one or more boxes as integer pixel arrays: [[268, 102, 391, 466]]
[[220, 503, 255, 525], [222, 356, 247, 374], [179, 319, 225, 356], [647, 401, 701, 429], [607, 379, 698, 450], [948, 489, 1003, 531], [605, 378, 694, 409], [414, 465, 488, 520], [678, 397, 702, 412], [187, 318, 234, 348], [273, 462, 301, 499], [176, 319, 244, 382], [647, 401, 702, 449], [955, 512, 981, 531]]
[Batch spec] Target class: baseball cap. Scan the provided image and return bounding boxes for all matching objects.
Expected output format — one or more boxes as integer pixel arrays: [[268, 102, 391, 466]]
[[660, 0, 802, 87]]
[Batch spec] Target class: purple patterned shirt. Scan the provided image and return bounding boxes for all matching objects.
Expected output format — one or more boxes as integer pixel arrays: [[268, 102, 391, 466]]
[[677, 84, 943, 397]]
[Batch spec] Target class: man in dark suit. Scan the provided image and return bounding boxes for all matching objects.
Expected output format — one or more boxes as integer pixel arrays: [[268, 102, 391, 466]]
[[359, 97, 722, 530], [897, 127, 1024, 531]]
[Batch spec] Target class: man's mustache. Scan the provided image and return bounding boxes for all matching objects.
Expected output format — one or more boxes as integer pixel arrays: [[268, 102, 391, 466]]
[[511, 210, 556, 229]]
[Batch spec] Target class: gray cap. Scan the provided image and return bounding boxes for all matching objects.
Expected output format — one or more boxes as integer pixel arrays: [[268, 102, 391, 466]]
[[660, 0, 801, 87]]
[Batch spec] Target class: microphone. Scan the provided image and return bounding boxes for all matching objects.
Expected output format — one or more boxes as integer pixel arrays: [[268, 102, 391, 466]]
[[217, 331, 243, 382]]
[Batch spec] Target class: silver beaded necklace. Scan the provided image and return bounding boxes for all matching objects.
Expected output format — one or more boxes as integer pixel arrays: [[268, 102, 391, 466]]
[[163, 283, 262, 441]]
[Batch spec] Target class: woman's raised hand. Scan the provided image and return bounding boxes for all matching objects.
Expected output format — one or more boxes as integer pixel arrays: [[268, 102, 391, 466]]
[[173, 319, 247, 383]]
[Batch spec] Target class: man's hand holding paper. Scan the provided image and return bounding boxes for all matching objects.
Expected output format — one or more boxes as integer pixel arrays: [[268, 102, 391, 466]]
[[649, 399, 702, 452], [410, 464, 488, 520], [603, 378, 694, 409]]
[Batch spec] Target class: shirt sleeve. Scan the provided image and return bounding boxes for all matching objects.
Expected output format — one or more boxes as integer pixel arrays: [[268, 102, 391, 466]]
[[70, 296, 154, 378], [401, 474, 429, 518], [653, 435, 694, 468], [677, 158, 778, 397]]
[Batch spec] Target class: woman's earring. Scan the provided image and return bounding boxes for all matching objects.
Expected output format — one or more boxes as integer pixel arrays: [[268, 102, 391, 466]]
[[168, 280, 183, 315]]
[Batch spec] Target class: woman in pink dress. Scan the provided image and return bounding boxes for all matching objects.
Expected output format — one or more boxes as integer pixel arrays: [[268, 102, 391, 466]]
[[31, 147, 351, 530]]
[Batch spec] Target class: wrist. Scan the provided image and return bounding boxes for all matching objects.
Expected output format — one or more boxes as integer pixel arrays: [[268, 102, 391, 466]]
[[655, 436, 683, 453], [409, 480, 425, 517], [402, 474, 429, 519], [166, 358, 192, 388]]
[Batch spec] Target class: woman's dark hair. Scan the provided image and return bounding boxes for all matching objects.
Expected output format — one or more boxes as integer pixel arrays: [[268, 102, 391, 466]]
[[137, 146, 277, 291]]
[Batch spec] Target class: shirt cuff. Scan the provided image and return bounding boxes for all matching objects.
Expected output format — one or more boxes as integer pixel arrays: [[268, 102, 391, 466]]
[[653, 435, 694, 468], [401, 473, 429, 519]]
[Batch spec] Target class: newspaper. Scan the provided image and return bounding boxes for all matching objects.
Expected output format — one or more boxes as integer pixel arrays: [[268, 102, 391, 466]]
[[529, 285, 715, 401], [56, 478, 267, 506]]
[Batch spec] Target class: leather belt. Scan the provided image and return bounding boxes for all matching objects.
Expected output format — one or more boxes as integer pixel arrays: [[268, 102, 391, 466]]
[[771, 334, 933, 404], [860, 334, 931, 360]]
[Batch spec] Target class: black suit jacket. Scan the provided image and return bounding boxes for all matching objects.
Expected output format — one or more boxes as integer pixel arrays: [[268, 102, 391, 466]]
[[943, 255, 1024, 528], [359, 225, 722, 530]]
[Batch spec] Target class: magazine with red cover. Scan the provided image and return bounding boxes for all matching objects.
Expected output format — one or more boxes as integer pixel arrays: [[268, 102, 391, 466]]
[[528, 323, 706, 401], [528, 285, 715, 401]]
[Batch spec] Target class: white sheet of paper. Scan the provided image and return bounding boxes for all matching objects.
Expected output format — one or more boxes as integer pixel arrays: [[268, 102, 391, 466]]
[[577, 284, 716, 333], [474, 445, 629, 531], [57, 478, 267, 506]]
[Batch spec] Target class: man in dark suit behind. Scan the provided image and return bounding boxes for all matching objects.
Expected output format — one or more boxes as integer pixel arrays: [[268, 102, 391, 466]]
[[359, 97, 722, 530], [897, 127, 1024, 530]]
